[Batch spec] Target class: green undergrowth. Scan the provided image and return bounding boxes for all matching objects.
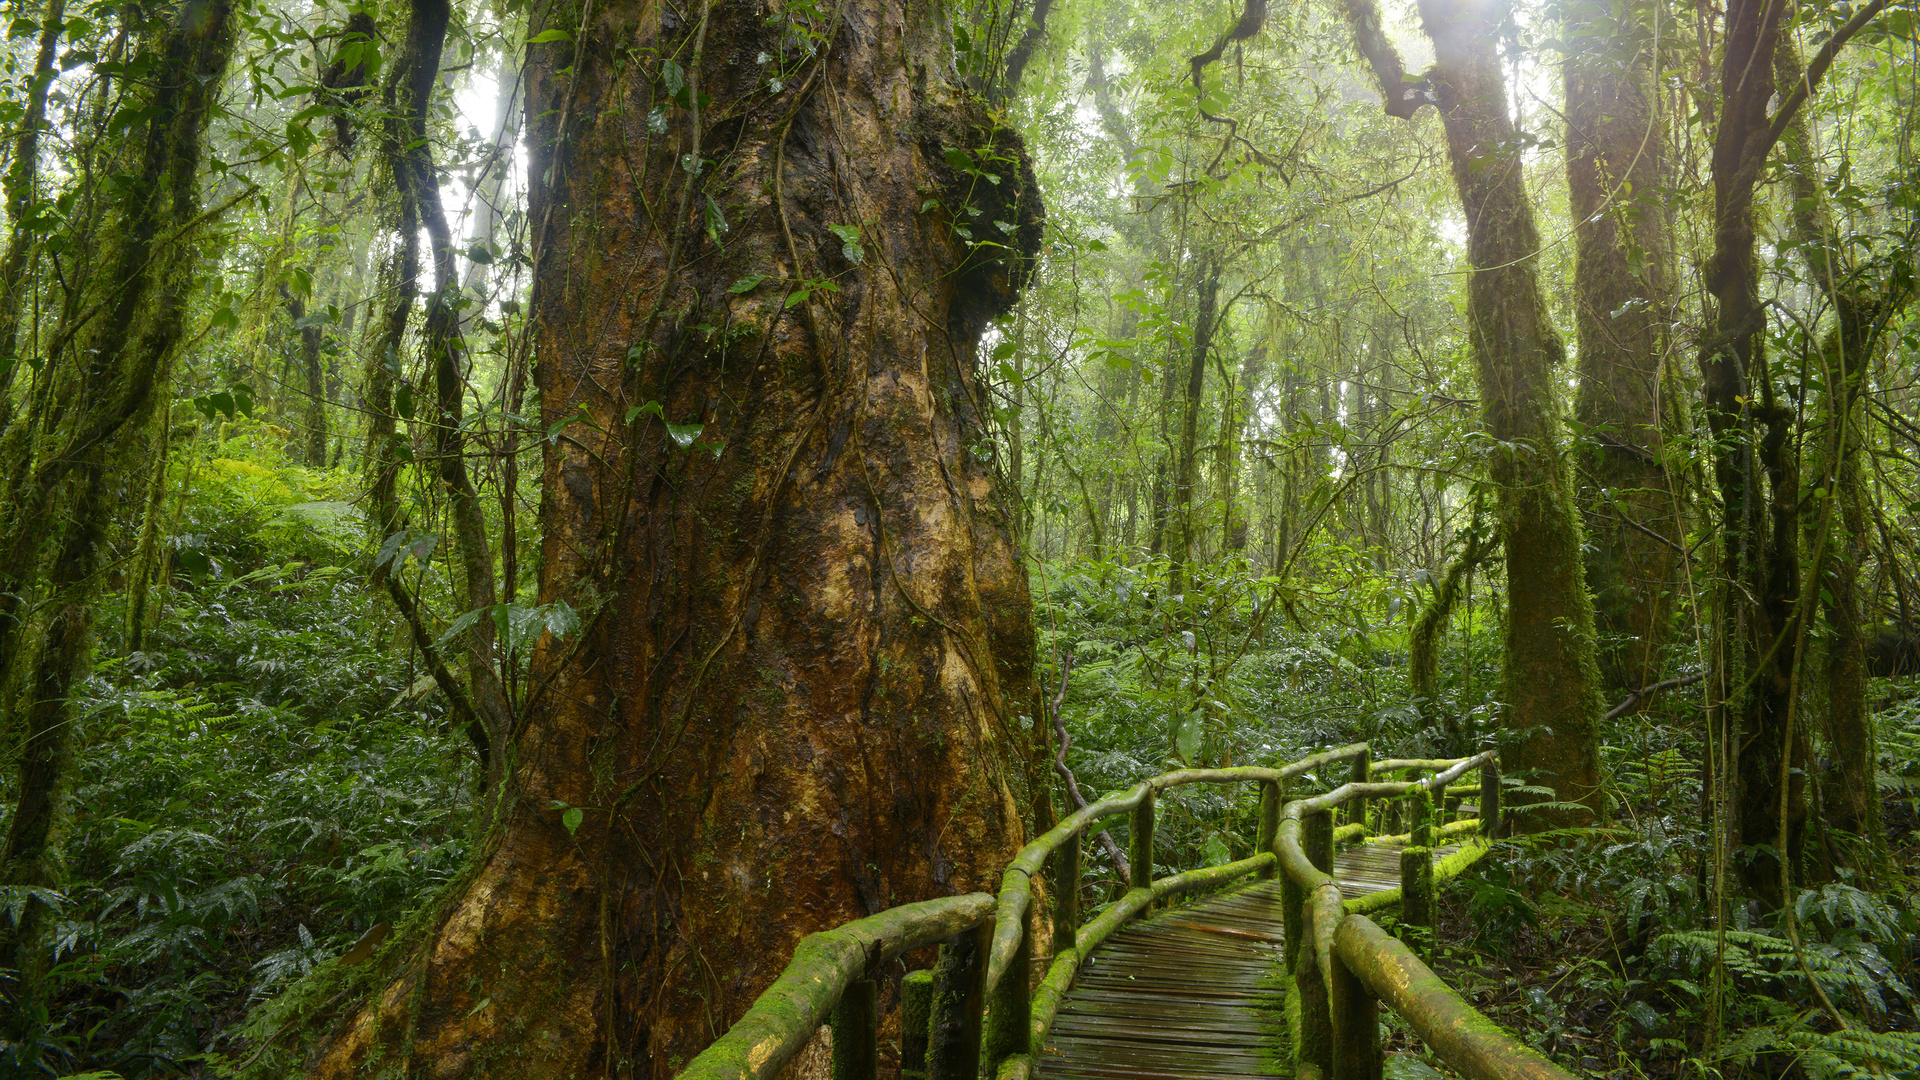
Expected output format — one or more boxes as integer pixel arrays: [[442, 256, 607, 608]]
[[1, 439, 480, 1077]]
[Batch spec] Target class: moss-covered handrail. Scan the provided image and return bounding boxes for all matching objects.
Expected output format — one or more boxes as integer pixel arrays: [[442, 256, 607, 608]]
[[1335, 914, 1575, 1080], [675, 894, 996, 1080], [674, 742, 1563, 1080], [1275, 750, 1578, 1080], [982, 743, 1368, 994]]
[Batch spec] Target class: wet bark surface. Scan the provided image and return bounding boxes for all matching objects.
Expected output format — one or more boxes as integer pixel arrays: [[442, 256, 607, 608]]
[[307, 0, 1042, 1075]]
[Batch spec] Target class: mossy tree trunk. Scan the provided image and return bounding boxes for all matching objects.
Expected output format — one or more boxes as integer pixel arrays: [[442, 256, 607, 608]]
[[1695, 0, 1890, 906], [1775, 37, 1911, 880], [0, 0, 63, 419], [304, 0, 1042, 1073], [0, 0, 235, 1051], [1344, 0, 1607, 818], [1408, 510, 1495, 730], [1564, 0, 1680, 691], [280, 284, 330, 466], [1168, 257, 1220, 597]]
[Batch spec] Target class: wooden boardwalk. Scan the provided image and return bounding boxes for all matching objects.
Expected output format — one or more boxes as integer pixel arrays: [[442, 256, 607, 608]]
[[1037, 843, 1455, 1080]]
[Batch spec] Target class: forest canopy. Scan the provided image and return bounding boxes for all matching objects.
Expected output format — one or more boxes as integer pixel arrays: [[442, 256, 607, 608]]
[[0, 0, 1916, 1073]]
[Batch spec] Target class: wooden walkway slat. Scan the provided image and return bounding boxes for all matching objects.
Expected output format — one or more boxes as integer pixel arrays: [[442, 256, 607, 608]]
[[1036, 842, 1459, 1080]]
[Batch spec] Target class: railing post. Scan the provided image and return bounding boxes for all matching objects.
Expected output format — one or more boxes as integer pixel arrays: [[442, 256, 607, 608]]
[[1051, 832, 1080, 955], [1305, 808, 1334, 876], [1411, 784, 1435, 848], [1479, 758, 1502, 838], [984, 921, 1031, 1075], [1129, 789, 1154, 893], [902, 970, 934, 1080], [1330, 948, 1382, 1080], [830, 977, 879, 1080], [1293, 808, 1336, 1077], [1255, 780, 1280, 880], [1443, 791, 1460, 824], [927, 924, 988, 1080], [1344, 748, 1371, 829], [1399, 845, 1434, 961], [1382, 771, 1404, 835]]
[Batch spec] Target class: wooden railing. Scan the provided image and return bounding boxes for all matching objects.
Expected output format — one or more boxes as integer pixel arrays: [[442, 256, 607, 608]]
[[676, 743, 1576, 1080]]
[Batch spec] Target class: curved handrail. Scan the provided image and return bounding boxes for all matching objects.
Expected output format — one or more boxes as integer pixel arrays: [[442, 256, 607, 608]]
[[675, 742, 1577, 1080], [1335, 915, 1574, 1080], [676, 894, 995, 1080], [1275, 750, 1577, 1080], [984, 742, 1370, 992]]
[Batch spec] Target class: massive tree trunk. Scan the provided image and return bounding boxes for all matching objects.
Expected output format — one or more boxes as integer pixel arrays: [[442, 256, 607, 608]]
[[1343, 0, 1607, 817], [1564, 0, 1679, 690], [304, 0, 1042, 1073]]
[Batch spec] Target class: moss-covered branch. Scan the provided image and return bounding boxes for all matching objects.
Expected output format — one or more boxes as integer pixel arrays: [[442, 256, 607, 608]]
[[1409, 525, 1496, 707]]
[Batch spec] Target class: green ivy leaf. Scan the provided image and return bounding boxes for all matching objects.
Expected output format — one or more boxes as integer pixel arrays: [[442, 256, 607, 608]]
[[828, 223, 864, 264]]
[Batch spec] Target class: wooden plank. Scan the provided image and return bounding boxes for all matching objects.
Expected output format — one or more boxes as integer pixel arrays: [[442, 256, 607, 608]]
[[1037, 842, 1449, 1080]]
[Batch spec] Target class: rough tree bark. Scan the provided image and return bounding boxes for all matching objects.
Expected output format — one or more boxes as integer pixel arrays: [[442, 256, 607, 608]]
[[1564, 0, 1680, 690], [1343, 0, 1607, 818], [303, 0, 1042, 1073]]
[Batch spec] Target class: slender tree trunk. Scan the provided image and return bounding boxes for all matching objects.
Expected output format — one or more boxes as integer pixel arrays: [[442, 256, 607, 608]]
[[0, 0, 62, 415], [1168, 258, 1219, 596], [352, 0, 511, 791], [1775, 38, 1912, 880], [457, 25, 523, 335], [281, 284, 330, 465], [1699, 0, 1797, 905], [305, 0, 1042, 1073], [1409, 514, 1495, 726], [125, 410, 176, 655], [392, 0, 514, 799]]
